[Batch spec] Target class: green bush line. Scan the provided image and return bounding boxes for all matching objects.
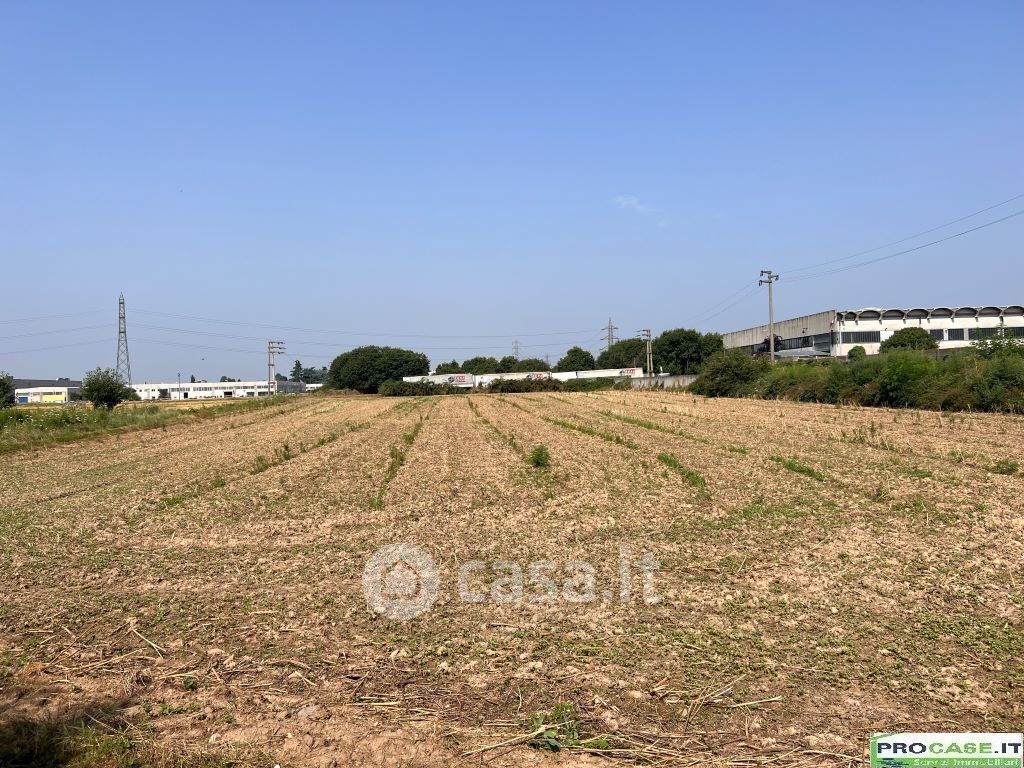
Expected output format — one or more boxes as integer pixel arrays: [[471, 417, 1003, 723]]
[[370, 417, 426, 509], [690, 347, 1024, 413]]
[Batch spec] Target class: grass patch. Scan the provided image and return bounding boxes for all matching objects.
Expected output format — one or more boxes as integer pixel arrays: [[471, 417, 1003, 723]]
[[528, 444, 551, 469], [540, 416, 638, 449], [704, 497, 806, 530], [769, 455, 825, 481], [0, 396, 292, 455], [599, 410, 712, 445], [370, 417, 426, 509], [656, 453, 707, 494], [991, 459, 1019, 475]]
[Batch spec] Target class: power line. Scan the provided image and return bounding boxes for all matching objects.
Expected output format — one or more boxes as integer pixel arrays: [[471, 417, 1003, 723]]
[[133, 322, 598, 351], [786, 208, 1024, 283], [0, 339, 110, 355], [134, 309, 601, 339], [0, 323, 111, 341], [0, 309, 107, 325], [785, 191, 1024, 276], [676, 192, 1024, 327]]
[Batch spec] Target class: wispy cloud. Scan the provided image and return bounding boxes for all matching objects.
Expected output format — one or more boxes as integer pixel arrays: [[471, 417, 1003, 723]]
[[614, 195, 667, 227]]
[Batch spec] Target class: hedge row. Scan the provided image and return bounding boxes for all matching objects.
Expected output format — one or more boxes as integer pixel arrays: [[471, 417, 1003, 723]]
[[689, 348, 1024, 412]]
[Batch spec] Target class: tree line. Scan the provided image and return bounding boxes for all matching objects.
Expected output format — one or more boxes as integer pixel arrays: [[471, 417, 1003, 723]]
[[323, 328, 723, 393]]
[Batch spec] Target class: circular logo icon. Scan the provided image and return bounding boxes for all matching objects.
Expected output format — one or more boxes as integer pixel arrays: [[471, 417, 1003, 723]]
[[362, 543, 439, 621]]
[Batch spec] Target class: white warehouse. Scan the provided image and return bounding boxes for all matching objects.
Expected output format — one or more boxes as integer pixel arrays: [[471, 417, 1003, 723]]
[[722, 305, 1024, 358], [132, 380, 297, 400]]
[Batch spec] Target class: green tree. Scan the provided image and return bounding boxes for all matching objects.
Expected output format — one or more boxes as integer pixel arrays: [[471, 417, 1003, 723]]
[[497, 355, 518, 373], [652, 329, 724, 375], [327, 346, 429, 393], [554, 346, 596, 372], [290, 360, 303, 382], [847, 345, 866, 361], [81, 367, 138, 409], [0, 370, 14, 408], [596, 338, 646, 369], [879, 327, 938, 352], [434, 359, 462, 374], [460, 356, 500, 374], [512, 357, 551, 372]]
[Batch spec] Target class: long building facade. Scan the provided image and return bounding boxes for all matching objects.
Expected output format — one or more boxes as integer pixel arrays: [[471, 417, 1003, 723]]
[[722, 305, 1024, 358], [132, 380, 305, 400]]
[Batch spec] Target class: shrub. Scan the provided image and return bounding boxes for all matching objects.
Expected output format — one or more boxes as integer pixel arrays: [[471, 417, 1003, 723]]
[[847, 345, 866, 361], [879, 327, 938, 352], [484, 377, 563, 393], [689, 350, 770, 398], [528, 445, 551, 468], [327, 346, 428, 393], [377, 380, 469, 396], [690, 347, 1023, 413], [81, 368, 138, 409]]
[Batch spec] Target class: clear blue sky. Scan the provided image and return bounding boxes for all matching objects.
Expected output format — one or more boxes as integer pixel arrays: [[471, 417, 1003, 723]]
[[2, 1, 1022, 381]]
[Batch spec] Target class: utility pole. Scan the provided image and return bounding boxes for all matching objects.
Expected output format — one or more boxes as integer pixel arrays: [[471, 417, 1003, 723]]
[[759, 270, 780, 364], [115, 293, 132, 386], [602, 317, 618, 353], [267, 341, 286, 394], [639, 329, 653, 380], [512, 340, 520, 360]]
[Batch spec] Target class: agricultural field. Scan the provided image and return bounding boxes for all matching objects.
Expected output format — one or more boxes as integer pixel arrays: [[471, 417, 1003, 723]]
[[1, 391, 1022, 767]]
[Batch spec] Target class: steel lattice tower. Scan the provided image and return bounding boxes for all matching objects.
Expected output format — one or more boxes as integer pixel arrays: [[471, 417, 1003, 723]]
[[116, 293, 132, 385]]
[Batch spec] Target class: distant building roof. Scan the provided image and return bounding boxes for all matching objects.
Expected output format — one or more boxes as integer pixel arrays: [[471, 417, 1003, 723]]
[[13, 378, 83, 389]]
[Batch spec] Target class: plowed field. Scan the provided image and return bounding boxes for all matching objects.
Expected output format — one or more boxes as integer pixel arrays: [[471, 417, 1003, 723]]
[[2, 392, 1022, 767]]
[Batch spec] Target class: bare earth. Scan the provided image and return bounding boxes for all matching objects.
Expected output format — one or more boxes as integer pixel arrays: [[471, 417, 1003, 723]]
[[1, 392, 1022, 767]]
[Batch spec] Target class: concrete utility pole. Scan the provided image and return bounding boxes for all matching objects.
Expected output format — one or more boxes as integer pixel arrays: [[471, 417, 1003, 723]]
[[115, 293, 132, 386], [639, 329, 653, 379], [512, 340, 520, 360], [759, 270, 780, 364], [267, 341, 286, 394], [602, 317, 618, 353]]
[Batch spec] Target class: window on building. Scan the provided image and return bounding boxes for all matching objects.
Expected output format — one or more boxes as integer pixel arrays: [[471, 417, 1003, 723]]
[[841, 331, 881, 344], [971, 326, 1024, 340], [947, 328, 965, 341], [929, 329, 944, 341]]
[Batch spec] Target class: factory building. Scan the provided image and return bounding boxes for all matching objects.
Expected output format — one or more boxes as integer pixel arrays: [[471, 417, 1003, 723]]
[[132, 380, 305, 400], [722, 305, 1024, 358], [14, 386, 81, 404]]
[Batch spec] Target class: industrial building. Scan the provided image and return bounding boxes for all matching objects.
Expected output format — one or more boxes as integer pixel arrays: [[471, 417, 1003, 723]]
[[14, 386, 81, 404], [722, 305, 1024, 358], [132, 380, 305, 400]]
